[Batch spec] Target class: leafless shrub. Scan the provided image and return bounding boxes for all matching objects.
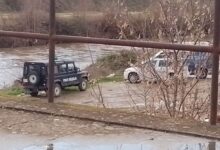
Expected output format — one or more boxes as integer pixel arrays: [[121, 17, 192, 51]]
[[88, 46, 106, 108], [119, 0, 213, 120]]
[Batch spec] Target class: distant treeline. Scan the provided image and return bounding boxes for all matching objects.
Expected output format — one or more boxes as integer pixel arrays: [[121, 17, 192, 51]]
[[0, 0, 152, 12], [0, 0, 213, 48]]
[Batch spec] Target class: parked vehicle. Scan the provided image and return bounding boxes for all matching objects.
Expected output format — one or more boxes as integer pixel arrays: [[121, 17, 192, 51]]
[[181, 41, 212, 79], [187, 52, 212, 79], [124, 57, 174, 83], [22, 61, 89, 97], [124, 44, 212, 83]]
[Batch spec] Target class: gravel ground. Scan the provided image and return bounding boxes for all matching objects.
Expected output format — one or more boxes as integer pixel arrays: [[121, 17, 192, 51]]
[[0, 108, 136, 138], [30, 79, 212, 109]]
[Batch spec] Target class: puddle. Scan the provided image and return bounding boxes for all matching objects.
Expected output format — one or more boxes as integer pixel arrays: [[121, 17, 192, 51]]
[[22, 138, 220, 150], [1, 131, 218, 150], [23, 142, 219, 150]]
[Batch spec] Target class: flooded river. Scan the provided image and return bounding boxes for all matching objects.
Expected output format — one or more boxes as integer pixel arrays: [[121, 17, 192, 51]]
[[1, 130, 219, 150], [0, 43, 131, 89]]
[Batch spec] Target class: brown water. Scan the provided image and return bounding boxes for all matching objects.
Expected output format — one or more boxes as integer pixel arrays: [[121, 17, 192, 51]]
[[0, 43, 131, 88], [1, 130, 219, 150]]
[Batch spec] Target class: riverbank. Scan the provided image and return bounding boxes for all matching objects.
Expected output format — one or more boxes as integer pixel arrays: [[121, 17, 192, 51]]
[[0, 43, 132, 88]]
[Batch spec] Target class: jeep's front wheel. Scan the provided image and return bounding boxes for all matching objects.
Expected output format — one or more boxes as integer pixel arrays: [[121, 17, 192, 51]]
[[78, 79, 87, 91], [54, 83, 62, 97]]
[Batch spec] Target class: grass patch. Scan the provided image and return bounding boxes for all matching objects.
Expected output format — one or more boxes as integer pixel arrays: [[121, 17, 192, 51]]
[[97, 50, 137, 72], [98, 75, 124, 83], [63, 86, 79, 93], [0, 86, 24, 96], [86, 50, 137, 80], [62, 85, 91, 95]]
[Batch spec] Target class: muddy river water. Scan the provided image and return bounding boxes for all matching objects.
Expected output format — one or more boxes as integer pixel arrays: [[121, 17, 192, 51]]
[[0, 43, 132, 88], [1, 130, 219, 150]]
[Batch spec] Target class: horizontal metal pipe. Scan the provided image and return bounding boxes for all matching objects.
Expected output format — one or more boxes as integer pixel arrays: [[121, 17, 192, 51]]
[[55, 35, 214, 53], [0, 30, 215, 53], [0, 30, 49, 40]]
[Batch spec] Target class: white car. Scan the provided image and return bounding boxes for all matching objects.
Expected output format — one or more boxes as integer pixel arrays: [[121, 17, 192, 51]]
[[124, 57, 175, 83], [124, 50, 192, 83], [124, 42, 211, 83]]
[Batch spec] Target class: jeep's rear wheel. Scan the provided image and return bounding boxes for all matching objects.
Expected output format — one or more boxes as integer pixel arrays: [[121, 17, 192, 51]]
[[79, 79, 87, 91], [28, 72, 39, 85], [30, 91, 38, 97], [54, 83, 62, 97], [128, 72, 139, 84]]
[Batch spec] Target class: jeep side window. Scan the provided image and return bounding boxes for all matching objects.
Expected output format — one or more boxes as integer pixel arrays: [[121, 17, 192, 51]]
[[29, 65, 40, 72], [29, 65, 34, 71], [67, 63, 75, 72], [58, 64, 67, 73]]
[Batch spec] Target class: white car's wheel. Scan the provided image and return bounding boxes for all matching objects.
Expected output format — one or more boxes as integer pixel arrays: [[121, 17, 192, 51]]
[[128, 72, 139, 84], [197, 68, 208, 79]]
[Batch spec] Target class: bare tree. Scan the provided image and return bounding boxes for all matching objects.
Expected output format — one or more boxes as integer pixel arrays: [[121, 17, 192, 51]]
[[145, 0, 213, 118], [119, 0, 213, 119]]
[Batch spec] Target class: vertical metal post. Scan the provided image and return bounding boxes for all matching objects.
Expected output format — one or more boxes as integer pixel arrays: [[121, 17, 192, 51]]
[[48, 0, 56, 103], [210, 0, 220, 125], [208, 142, 216, 150]]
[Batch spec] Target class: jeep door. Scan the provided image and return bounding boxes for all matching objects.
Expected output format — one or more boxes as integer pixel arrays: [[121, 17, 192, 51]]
[[66, 63, 80, 85], [56, 64, 69, 87]]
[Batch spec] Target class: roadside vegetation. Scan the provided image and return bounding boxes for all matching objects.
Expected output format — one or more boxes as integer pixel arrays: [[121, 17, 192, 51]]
[[0, 0, 214, 48], [0, 0, 152, 12], [84, 0, 213, 120], [0, 85, 24, 96], [86, 50, 137, 80]]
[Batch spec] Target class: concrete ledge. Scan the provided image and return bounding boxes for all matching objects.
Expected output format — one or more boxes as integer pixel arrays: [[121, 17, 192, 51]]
[[0, 98, 220, 140]]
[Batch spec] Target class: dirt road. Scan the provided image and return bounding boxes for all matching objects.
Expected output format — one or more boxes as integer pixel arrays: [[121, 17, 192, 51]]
[[50, 80, 211, 110], [0, 108, 135, 137]]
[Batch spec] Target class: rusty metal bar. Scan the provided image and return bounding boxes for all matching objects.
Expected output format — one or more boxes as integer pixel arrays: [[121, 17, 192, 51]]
[[48, 0, 56, 103], [0, 30, 49, 40], [208, 142, 216, 150], [54, 35, 214, 53], [0, 30, 213, 53], [210, 0, 220, 125], [0, 30, 214, 53]]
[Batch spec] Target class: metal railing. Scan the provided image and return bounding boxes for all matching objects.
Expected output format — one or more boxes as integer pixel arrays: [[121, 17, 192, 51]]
[[0, 0, 219, 125]]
